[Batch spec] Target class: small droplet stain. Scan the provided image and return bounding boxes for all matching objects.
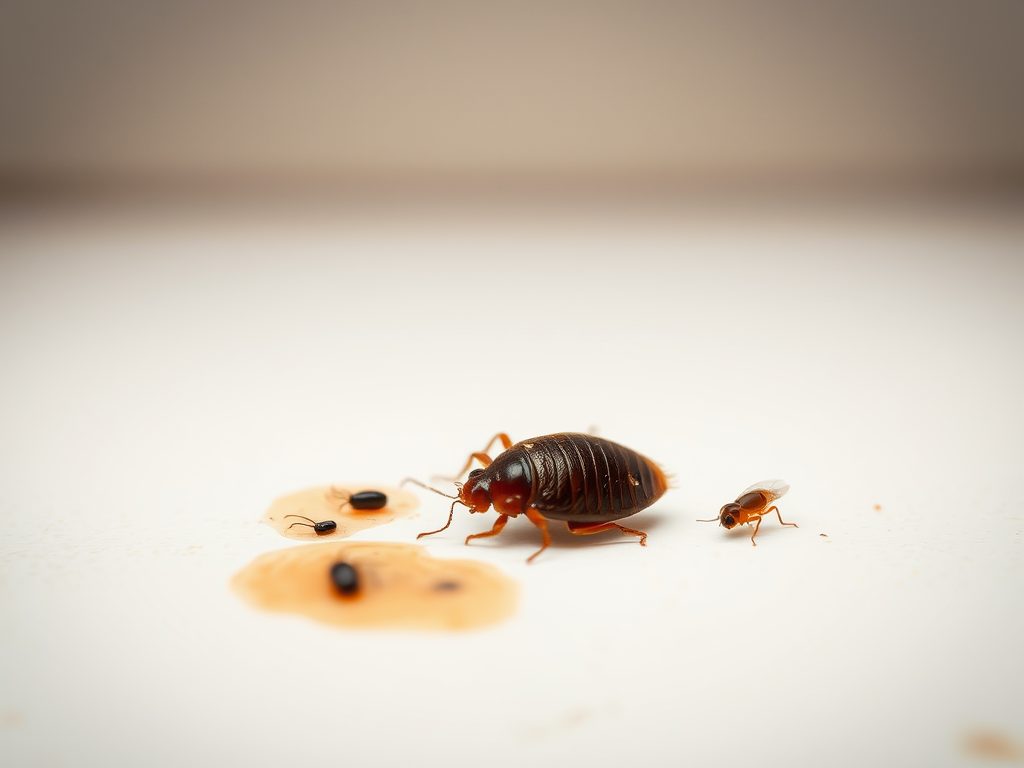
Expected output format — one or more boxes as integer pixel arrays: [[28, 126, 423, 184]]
[[963, 730, 1022, 761]]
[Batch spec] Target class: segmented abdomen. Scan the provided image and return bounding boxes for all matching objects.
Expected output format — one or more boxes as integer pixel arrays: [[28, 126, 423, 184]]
[[520, 433, 667, 522]]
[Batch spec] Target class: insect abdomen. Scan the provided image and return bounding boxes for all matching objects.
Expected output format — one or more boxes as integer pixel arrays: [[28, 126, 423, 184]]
[[521, 433, 667, 522]]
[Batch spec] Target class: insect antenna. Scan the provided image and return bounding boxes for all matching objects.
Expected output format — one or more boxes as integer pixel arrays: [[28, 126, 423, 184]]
[[695, 516, 720, 523], [402, 478, 467, 539], [285, 514, 317, 529], [400, 477, 460, 500]]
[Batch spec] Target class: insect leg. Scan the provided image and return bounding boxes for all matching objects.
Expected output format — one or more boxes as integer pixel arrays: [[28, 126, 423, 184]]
[[524, 508, 552, 564], [566, 520, 648, 546], [433, 433, 513, 481], [768, 505, 799, 529], [750, 516, 762, 546], [465, 514, 510, 545]]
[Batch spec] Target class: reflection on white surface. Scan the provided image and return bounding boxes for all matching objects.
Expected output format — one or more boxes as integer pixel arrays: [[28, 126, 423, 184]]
[[1, 197, 1022, 767]]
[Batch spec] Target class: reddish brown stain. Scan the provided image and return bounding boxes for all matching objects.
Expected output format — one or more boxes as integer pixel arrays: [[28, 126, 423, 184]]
[[261, 483, 418, 541], [232, 541, 518, 631]]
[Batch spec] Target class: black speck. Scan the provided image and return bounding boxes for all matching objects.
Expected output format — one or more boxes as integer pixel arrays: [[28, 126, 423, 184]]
[[349, 491, 388, 510], [434, 581, 460, 592], [330, 562, 359, 596]]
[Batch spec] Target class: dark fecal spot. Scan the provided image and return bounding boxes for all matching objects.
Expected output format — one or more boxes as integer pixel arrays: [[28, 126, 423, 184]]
[[434, 581, 460, 592], [349, 491, 388, 510], [330, 562, 359, 596]]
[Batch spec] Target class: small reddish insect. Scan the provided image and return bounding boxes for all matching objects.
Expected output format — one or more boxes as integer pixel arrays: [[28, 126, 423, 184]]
[[404, 432, 669, 563], [699, 479, 796, 545]]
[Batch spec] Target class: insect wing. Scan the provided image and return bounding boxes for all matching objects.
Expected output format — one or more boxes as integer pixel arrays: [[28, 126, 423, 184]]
[[741, 479, 789, 502]]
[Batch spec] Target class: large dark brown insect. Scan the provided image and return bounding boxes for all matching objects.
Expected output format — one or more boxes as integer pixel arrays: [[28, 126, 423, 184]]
[[404, 432, 669, 563]]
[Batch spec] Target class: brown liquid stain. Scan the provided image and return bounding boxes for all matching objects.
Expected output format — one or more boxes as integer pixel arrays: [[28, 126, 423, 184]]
[[261, 483, 418, 540], [232, 542, 518, 631], [963, 730, 1023, 762]]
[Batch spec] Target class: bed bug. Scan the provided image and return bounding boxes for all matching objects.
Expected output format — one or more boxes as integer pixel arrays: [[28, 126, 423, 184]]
[[284, 514, 337, 535], [403, 432, 669, 563], [698, 479, 797, 545], [329, 488, 388, 511]]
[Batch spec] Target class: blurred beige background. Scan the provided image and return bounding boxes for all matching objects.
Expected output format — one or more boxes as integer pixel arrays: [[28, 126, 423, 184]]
[[2, 0, 1023, 189]]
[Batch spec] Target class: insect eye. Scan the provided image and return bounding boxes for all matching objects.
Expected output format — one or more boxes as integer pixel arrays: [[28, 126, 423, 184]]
[[722, 515, 736, 528], [468, 469, 484, 479]]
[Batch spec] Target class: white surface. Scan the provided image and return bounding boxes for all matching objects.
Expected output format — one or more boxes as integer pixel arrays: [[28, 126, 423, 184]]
[[1, 198, 1022, 767]]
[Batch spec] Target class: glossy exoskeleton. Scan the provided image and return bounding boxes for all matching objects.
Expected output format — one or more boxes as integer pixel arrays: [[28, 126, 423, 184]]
[[405, 432, 669, 563]]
